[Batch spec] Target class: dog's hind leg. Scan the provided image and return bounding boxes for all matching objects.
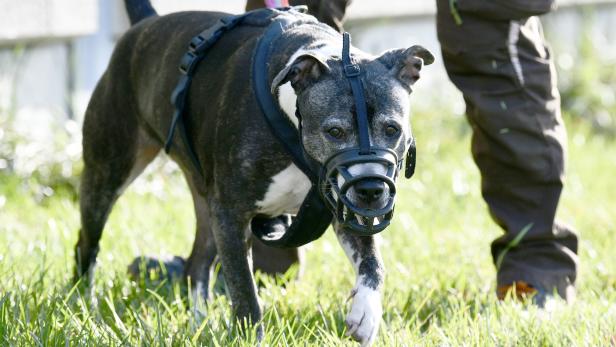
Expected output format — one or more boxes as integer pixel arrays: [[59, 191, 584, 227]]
[[335, 223, 384, 346], [183, 180, 218, 301], [75, 118, 160, 283]]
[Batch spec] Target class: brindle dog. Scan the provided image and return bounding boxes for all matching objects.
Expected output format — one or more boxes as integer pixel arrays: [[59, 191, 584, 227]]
[[75, 1, 433, 345]]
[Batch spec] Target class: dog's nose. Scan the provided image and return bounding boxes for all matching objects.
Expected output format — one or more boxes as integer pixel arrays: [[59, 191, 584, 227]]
[[354, 179, 385, 203]]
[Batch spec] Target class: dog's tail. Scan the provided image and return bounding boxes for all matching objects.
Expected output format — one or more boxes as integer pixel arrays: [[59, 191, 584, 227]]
[[124, 0, 157, 26]]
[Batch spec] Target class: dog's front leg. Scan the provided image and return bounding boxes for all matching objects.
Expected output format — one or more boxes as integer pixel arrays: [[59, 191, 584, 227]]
[[335, 222, 384, 346], [209, 203, 262, 336]]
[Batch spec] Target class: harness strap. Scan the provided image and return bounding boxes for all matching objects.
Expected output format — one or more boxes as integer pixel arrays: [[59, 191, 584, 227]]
[[251, 10, 334, 247], [165, 14, 249, 175], [252, 16, 323, 183]]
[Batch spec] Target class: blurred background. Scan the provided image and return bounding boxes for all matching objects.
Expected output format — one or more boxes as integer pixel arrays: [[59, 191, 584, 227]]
[[1, 3, 615, 344], [0, 0, 615, 198]]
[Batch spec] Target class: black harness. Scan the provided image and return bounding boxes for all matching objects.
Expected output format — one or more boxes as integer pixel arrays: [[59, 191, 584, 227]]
[[166, 7, 417, 248]]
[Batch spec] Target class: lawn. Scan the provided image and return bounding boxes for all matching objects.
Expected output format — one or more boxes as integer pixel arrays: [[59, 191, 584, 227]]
[[1, 111, 615, 346]]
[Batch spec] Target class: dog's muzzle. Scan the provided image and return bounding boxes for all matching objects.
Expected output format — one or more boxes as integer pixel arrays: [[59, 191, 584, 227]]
[[320, 148, 400, 234]]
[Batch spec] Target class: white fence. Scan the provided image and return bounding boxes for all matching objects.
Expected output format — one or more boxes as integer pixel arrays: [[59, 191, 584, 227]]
[[1, 0, 615, 141]]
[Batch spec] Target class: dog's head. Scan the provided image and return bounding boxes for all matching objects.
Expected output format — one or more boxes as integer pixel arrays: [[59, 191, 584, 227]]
[[273, 40, 434, 230]]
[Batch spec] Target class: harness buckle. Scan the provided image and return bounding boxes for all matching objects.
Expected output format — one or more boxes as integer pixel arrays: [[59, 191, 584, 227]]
[[189, 35, 205, 52], [179, 51, 198, 75], [220, 15, 235, 25], [344, 63, 361, 77]]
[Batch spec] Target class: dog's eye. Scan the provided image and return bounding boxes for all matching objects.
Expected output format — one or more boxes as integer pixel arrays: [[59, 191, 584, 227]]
[[327, 127, 344, 139], [385, 125, 400, 137]]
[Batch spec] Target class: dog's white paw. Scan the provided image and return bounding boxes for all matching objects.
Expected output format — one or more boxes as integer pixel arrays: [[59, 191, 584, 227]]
[[345, 286, 382, 346]]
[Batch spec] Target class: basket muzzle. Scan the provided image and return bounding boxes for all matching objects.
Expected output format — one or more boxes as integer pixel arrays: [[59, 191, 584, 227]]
[[319, 147, 401, 235]]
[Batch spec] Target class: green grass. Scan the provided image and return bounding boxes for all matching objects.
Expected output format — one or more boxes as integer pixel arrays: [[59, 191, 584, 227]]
[[1, 113, 615, 346]]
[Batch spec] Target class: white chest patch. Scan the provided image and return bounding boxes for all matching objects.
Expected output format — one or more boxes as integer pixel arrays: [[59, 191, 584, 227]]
[[256, 164, 311, 216]]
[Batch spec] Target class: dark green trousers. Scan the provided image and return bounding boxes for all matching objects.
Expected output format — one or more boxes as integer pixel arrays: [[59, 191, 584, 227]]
[[436, 0, 577, 298]]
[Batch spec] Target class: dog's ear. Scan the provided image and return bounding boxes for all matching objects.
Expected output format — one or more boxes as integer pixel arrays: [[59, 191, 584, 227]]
[[272, 54, 329, 94], [377, 45, 434, 91]]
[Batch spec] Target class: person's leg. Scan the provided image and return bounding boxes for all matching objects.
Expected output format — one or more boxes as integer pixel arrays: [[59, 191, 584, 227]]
[[245, 0, 351, 32], [435, 0, 578, 302]]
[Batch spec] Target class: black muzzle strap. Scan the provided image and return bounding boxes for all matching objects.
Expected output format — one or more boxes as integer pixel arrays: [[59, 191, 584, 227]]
[[341, 33, 371, 155], [405, 137, 417, 179]]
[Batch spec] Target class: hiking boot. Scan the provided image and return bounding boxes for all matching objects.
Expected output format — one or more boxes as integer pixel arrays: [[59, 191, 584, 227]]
[[497, 280, 575, 308]]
